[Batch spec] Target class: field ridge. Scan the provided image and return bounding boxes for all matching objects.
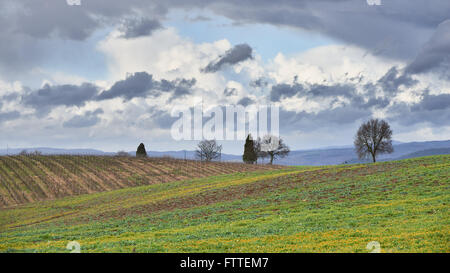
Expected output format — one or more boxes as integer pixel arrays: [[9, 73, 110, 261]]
[[0, 155, 281, 207]]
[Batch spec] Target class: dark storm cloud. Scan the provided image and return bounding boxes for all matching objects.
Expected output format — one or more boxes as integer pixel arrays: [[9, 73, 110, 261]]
[[202, 44, 253, 73], [277, 90, 448, 133], [270, 82, 365, 105], [406, 20, 450, 77], [265, 57, 449, 131], [0, 92, 19, 102], [149, 108, 178, 129], [278, 106, 371, 133], [23, 83, 98, 110], [0, 110, 20, 124], [250, 78, 268, 88], [161, 78, 197, 101], [270, 83, 304, 102], [186, 15, 212, 22], [6, 0, 98, 41], [63, 108, 103, 128], [0, 0, 163, 75], [20, 72, 195, 116], [96, 72, 196, 101], [223, 87, 237, 96], [133, 107, 178, 130], [162, 0, 450, 60], [1, 0, 450, 78], [411, 91, 450, 112], [362, 96, 390, 109], [120, 18, 162, 39], [97, 72, 155, 101], [270, 67, 421, 110], [377, 66, 418, 95], [5, 0, 448, 54], [0, 0, 163, 41], [390, 99, 450, 127], [276, 84, 450, 132], [308, 84, 356, 98], [237, 97, 254, 106]]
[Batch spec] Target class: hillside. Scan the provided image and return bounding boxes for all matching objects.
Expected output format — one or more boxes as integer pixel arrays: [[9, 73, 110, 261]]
[[0, 155, 281, 207], [0, 155, 448, 253]]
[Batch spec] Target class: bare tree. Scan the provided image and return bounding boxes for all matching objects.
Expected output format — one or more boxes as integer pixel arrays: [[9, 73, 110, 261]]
[[259, 135, 290, 165], [18, 149, 42, 155], [115, 151, 130, 157], [196, 139, 222, 162], [354, 118, 393, 163], [253, 137, 263, 164], [253, 137, 268, 164]]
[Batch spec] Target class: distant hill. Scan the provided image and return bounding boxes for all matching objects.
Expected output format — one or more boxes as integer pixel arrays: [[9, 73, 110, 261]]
[[276, 140, 450, 165], [1, 140, 449, 166], [0, 147, 112, 156], [394, 148, 450, 160]]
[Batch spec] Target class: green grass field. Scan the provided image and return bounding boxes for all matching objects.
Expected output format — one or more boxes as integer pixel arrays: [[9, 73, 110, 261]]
[[0, 155, 449, 253]]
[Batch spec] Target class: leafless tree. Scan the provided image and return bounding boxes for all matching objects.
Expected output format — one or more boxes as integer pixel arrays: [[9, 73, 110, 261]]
[[31, 150, 42, 156], [19, 150, 41, 156], [196, 139, 222, 162], [253, 137, 264, 164], [354, 118, 394, 163], [259, 135, 290, 165], [115, 151, 130, 157]]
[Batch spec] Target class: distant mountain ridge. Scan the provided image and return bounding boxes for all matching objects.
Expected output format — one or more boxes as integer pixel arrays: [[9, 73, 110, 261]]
[[274, 140, 450, 165], [0, 147, 112, 156], [394, 148, 450, 160], [1, 140, 449, 166]]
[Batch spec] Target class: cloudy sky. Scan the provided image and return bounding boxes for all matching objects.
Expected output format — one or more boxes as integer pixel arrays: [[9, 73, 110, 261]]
[[0, 0, 449, 154]]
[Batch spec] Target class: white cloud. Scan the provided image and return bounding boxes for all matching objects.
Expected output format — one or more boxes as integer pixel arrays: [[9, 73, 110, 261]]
[[0, 79, 24, 97], [268, 45, 401, 85], [97, 27, 231, 95], [30, 67, 88, 86], [395, 125, 450, 142]]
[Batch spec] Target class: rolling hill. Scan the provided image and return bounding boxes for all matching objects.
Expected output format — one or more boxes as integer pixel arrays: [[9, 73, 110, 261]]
[[0, 155, 448, 252]]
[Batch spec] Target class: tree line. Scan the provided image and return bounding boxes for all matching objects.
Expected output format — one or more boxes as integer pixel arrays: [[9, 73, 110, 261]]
[[130, 118, 393, 165]]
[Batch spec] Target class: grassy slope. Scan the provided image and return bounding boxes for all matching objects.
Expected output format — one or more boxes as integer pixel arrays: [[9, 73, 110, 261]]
[[0, 155, 449, 253]]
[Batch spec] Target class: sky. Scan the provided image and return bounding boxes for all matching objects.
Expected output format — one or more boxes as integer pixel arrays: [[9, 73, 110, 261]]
[[0, 0, 449, 154]]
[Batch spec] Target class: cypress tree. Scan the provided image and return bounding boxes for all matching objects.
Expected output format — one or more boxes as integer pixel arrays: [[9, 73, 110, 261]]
[[242, 134, 257, 164], [136, 143, 147, 157]]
